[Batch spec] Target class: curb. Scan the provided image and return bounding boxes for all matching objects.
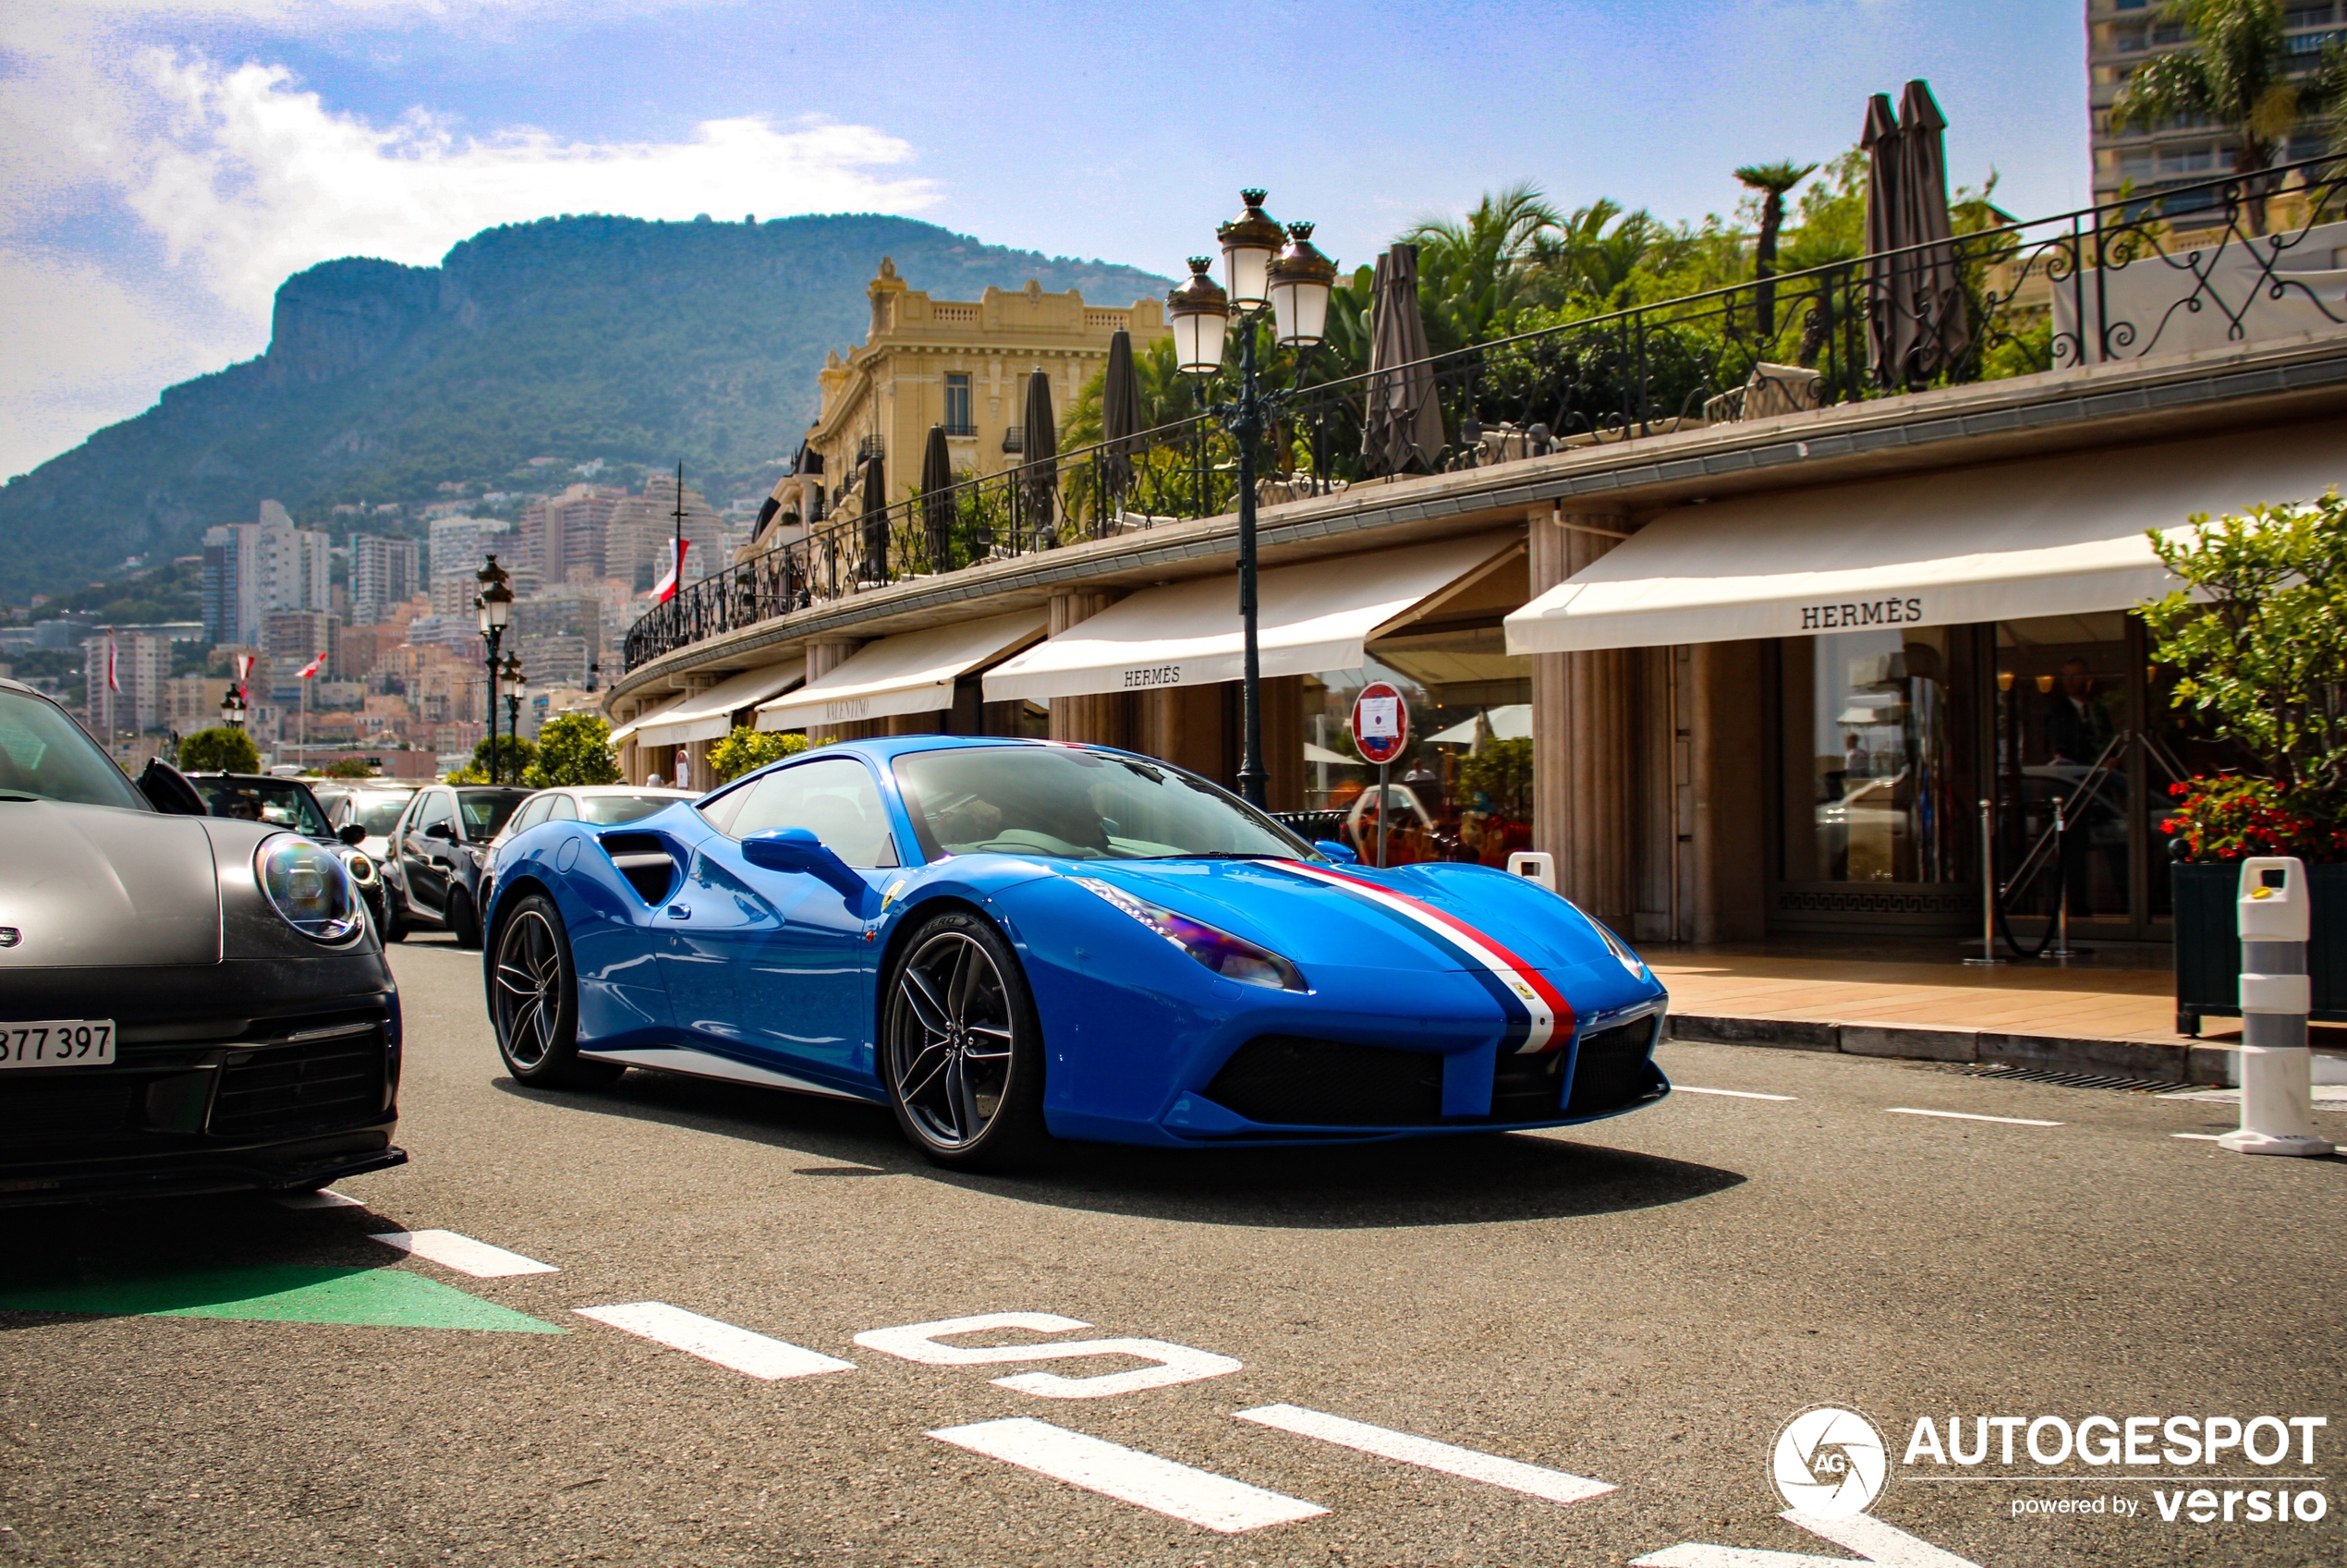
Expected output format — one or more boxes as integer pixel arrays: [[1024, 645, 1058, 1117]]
[[1664, 1014, 2244, 1086]]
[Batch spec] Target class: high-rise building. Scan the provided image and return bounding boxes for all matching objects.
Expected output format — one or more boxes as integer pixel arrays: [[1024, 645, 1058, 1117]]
[[81, 631, 168, 734], [427, 517, 512, 616], [517, 485, 626, 590], [349, 535, 421, 626], [2087, 0, 2340, 212], [604, 487, 728, 592], [263, 610, 340, 702], [201, 501, 332, 645]]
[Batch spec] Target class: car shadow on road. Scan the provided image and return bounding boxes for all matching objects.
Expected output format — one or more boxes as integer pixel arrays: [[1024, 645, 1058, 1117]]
[[494, 1070, 1745, 1229]]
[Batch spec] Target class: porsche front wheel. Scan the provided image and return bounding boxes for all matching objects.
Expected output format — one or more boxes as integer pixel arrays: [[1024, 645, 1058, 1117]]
[[492, 893, 622, 1090], [881, 910, 1049, 1171]]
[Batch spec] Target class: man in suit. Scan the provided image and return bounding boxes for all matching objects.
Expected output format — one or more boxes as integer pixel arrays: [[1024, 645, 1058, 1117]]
[[2046, 658, 2113, 764]]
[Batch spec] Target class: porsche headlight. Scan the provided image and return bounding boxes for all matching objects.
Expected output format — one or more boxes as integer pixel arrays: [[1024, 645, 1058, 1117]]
[[1072, 877, 1306, 991], [257, 835, 364, 942]]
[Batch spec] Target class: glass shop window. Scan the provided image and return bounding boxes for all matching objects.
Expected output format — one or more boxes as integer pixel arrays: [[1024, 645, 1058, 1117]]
[[1993, 614, 2134, 921], [1781, 626, 1970, 884]]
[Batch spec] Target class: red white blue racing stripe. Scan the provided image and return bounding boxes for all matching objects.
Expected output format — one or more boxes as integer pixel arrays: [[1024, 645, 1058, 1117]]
[[1271, 860, 1575, 1053]]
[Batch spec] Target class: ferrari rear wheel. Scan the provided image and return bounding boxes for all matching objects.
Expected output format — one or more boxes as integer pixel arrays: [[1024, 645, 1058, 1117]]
[[882, 910, 1049, 1171], [492, 893, 622, 1089]]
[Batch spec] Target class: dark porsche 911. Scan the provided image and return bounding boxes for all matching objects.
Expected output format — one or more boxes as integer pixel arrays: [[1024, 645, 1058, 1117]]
[[0, 677, 404, 1204]]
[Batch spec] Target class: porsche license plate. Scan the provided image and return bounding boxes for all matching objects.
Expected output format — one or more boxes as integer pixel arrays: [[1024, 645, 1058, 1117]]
[[0, 1021, 116, 1068]]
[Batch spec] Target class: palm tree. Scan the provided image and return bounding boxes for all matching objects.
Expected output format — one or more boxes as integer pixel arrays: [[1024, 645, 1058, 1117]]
[[1733, 160, 1818, 336], [1526, 199, 1675, 306], [1400, 183, 1564, 353], [2109, 0, 2337, 230]]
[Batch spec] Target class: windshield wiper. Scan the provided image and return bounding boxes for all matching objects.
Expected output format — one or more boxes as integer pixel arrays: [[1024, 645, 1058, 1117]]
[[1143, 850, 1287, 860]]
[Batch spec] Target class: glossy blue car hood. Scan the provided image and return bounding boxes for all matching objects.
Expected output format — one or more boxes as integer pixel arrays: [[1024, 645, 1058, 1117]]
[[1058, 857, 1628, 980]]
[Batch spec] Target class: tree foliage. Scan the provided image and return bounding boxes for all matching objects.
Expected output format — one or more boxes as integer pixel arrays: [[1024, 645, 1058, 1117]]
[[526, 713, 620, 787], [448, 733, 537, 785], [708, 725, 807, 783], [176, 726, 261, 773], [2139, 492, 2347, 819], [322, 756, 375, 778]]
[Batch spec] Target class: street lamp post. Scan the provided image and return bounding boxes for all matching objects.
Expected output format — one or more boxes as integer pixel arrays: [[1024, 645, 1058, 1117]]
[[501, 653, 527, 776], [475, 555, 513, 783], [1165, 191, 1336, 808]]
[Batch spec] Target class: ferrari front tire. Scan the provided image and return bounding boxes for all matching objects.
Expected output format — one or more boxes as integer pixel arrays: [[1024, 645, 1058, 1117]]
[[881, 909, 1050, 1171], [491, 893, 623, 1090]]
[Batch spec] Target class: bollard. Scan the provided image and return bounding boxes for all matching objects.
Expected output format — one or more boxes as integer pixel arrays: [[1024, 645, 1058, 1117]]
[[1506, 851, 1557, 893], [2219, 857, 2333, 1158], [1964, 797, 2006, 965]]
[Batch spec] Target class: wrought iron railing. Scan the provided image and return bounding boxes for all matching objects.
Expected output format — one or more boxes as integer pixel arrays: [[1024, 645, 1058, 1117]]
[[626, 158, 2347, 672]]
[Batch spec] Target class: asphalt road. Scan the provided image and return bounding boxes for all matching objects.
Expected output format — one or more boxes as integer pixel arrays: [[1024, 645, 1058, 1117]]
[[3, 936, 2343, 1568]]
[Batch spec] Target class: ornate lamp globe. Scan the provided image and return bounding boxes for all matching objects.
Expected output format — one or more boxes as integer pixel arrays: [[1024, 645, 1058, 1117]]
[[475, 555, 514, 634], [1215, 188, 1283, 311], [1166, 258, 1231, 377], [1268, 222, 1338, 348]]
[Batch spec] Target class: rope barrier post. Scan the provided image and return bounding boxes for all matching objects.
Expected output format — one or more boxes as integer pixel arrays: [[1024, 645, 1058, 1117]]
[[1963, 797, 2006, 966], [2220, 857, 2332, 1157], [2048, 796, 2086, 961]]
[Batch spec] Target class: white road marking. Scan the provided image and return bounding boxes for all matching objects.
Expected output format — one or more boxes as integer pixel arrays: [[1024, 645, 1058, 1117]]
[[1885, 1107, 2061, 1127], [369, 1229, 558, 1277], [1234, 1403, 1614, 1505], [1633, 1508, 1981, 1567], [574, 1302, 854, 1380], [855, 1312, 1242, 1398], [2173, 1132, 2225, 1141], [1673, 1086, 1797, 1101], [274, 1188, 364, 1209], [928, 1416, 1326, 1533]]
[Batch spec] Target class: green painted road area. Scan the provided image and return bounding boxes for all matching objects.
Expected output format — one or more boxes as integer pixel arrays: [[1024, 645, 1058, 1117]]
[[0, 1261, 561, 1332]]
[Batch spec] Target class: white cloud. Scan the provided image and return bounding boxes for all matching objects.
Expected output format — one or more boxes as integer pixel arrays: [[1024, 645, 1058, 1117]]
[[127, 53, 942, 321]]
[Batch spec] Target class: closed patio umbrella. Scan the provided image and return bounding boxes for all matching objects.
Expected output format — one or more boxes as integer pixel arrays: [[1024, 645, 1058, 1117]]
[[859, 450, 888, 583], [1361, 243, 1446, 475], [1897, 79, 1970, 379], [1860, 91, 1907, 388], [1101, 328, 1141, 501], [919, 423, 954, 571], [1021, 367, 1058, 548]]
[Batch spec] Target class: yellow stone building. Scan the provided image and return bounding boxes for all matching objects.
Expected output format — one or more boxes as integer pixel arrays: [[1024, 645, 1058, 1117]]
[[767, 259, 1169, 539]]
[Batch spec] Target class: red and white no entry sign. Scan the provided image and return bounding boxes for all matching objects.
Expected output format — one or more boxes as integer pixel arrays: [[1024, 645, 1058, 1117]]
[[1350, 681, 1409, 767]]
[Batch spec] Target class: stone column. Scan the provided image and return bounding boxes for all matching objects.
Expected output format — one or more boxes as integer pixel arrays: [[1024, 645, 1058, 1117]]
[[1046, 590, 1128, 748], [1528, 505, 1636, 932], [804, 638, 862, 746]]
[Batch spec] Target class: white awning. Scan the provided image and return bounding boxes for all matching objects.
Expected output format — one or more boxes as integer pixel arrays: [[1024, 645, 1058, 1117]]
[[756, 610, 1044, 731], [632, 663, 804, 748], [981, 532, 1521, 703], [1503, 419, 2347, 654], [609, 694, 687, 748]]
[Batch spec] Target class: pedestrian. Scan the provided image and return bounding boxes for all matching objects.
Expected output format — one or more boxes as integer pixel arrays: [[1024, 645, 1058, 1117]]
[[675, 746, 693, 791]]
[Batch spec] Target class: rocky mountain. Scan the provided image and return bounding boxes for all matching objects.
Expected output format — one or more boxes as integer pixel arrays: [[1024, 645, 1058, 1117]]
[[0, 213, 1172, 603]]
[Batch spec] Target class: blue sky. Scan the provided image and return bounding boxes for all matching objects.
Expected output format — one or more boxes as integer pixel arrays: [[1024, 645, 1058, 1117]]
[[0, 0, 2087, 479]]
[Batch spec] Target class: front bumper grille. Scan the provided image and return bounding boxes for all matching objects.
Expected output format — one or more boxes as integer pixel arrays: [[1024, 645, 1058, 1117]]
[[0, 1078, 141, 1148], [210, 1036, 386, 1138], [1566, 1013, 1661, 1115], [1203, 1035, 1444, 1126]]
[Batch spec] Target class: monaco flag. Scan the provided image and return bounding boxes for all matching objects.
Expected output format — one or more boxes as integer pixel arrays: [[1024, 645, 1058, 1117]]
[[105, 637, 120, 694], [651, 537, 689, 603], [297, 652, 326, 679]]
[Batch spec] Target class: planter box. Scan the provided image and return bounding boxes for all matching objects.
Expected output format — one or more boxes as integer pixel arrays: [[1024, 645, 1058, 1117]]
[[2171, 860, 2347, 1035]]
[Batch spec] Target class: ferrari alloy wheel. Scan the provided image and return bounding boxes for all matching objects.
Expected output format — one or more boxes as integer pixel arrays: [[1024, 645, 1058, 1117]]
[[491, 893, 621, 1089], [882, 910, 1048, 1170]]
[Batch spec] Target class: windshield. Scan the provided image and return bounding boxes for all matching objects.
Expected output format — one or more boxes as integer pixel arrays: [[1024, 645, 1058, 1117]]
[[0, 690, 151, 811], [891, 745, 1310, 862], [456, 789, 528, 840], [579, 793, 683, 825], [193, 777, 332, 835], [347, 791, 415, 836]]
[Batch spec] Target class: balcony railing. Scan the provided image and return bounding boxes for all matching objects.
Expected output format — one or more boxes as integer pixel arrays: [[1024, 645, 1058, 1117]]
[[626, 158, 2347, 673]]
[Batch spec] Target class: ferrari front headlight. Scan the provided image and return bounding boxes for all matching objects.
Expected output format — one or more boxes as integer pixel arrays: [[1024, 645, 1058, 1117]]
[[1072, 877, 1306, 991], [257, 834, 364, 942]]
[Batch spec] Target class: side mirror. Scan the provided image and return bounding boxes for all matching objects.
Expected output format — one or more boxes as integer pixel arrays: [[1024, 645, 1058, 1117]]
[[742, 827, 875, 911], [424, 820, 455, 841], [338, 822, 369, 845], [1314, 838, 1359, 865]]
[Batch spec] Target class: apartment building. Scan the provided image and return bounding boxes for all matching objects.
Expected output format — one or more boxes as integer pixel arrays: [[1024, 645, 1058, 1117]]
[[605, 486, 728, 591], [262, 609, 340, 701], [2087, 0, 2341, 210], [201, 501, 332, 645], [348, 534, 421, 626], [80, 631, 168, 735], [427, 517, 512, 615], [517, 484, 626, 591]]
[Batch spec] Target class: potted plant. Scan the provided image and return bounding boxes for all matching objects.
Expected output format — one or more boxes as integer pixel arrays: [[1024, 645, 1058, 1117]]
[[2140, 494, 2347, 1035]]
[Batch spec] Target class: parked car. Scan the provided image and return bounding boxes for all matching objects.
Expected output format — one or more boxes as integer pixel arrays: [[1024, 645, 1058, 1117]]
[[480, 785, 699, 911], [0, 677, 404, 1203], [185, 772, 387, 935], [325, 784, 420, 873], [380, 784, 530, 947], [480, 737, 1669, 1171]]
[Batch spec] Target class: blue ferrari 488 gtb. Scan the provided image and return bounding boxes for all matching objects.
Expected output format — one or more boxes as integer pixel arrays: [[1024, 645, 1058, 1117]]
[[480, 737, 1669, 1168]]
